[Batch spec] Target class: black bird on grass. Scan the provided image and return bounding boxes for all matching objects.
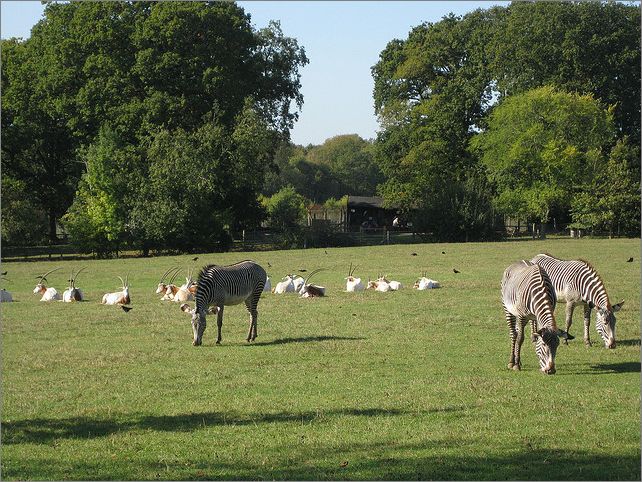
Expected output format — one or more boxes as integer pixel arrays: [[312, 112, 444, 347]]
[[121, 305, 133, 313], [298, 269, 307, 272], [192, 257, 199, 262], [267, 262, 272, 268], [411, 252, 418, 256], [1, 271, 6, 275], [453, 268, 460, 274], [627, 257, 633, 262], [441, 251, 445, 255]]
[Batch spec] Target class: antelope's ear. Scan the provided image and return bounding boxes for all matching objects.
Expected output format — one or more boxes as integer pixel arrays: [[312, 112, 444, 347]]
[[180, 303, 194, 314], [207, 306, 218, 315], [612, 300, 624, 312]]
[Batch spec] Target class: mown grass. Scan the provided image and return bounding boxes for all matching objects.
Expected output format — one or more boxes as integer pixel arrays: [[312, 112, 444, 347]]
[[1, 238, 640, 480]]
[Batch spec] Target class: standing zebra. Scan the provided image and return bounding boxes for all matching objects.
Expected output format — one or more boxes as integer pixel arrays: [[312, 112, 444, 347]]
[[181, 261, 266, 346], [501, 260, 572, 374], [531, 253, 623, 349]]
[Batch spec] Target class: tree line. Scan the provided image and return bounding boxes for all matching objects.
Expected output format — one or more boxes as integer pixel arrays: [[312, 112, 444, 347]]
[[2, 1, 639, 255]]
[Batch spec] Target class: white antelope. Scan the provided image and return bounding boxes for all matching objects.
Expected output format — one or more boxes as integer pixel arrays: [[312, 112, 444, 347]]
[[273, 275, 295, 294], [33, 267, 62, 301], [366, 274, 391, 292], [413, 272, 440, 290], [62, 267, 87, 302], [380, 274, 402, 291], [292, 275, 305, 293], [102, 275, 131, 305], [345, 263, 365, 292], [156, 266, 179, 299], [173, 268, 196, 303], [299, 268, 326, 298]]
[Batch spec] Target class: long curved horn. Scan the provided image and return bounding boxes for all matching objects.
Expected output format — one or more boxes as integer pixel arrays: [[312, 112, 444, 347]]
[[72, 266, 87, 287], [350, 264, 358, 277], [348, 262, 352, 277], [159, 266, 178, 284], [125, 273, 129, 288], [168, 268, 180, 285], [38, 267, 61, 283], [117, 276, 125, 288], [303, 268, 326, 286]]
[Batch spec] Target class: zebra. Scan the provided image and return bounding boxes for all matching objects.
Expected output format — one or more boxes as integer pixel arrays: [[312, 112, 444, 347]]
[[181, 260, 266, 346], [531, 253, 623, 349], [501, 260, 573, 374]]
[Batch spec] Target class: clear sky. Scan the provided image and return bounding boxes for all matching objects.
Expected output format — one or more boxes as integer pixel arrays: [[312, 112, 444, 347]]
[[1, 1, 509, 146]]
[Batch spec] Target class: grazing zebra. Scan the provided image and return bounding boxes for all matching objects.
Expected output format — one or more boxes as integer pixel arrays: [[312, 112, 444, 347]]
[[181, 261, 266, 346], [501, 260, 572, 374], [531, 253, 623, 349]]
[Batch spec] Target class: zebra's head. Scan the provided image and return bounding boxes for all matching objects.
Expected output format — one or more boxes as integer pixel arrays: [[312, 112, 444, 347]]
[[595, 301, 623, 349], [181, 303, 217, 346], [533, 328, 561, 375]]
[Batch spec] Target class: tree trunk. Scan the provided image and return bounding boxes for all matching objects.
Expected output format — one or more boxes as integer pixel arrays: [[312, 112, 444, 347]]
[[48, 209, 58, 244]]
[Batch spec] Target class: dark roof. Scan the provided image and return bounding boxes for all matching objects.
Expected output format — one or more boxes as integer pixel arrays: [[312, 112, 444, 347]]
[[347, 196, 385, 209]]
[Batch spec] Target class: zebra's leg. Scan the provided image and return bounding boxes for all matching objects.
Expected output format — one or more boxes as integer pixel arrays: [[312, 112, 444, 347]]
[[216, 306, 224, 345], [244, 297, 258, 342], [530, 320, 538, 342], [564, 302, 576, 345], [583, 303, 592, 347], [504, 308, 518, 369], [513, 318, 526, 371]]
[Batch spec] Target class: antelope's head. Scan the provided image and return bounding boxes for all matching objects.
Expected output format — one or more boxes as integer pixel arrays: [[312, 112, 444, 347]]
[[33, 267, 61, 295], [157, 267, 179, 294]]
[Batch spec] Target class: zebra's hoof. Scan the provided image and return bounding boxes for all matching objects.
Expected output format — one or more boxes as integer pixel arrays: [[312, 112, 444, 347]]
[[507, 362, 514, 369], [216, 340, 221, 345], [585, 341, 592, 347], [512, 364, 521, 371]]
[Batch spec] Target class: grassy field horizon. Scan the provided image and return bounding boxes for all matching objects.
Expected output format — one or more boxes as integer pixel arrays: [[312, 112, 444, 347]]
[[2, 238, 640, 480]]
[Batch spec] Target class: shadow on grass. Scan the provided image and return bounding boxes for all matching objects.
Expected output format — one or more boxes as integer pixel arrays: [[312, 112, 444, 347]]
[[616, 338, 641, 347], [590, 361, 640, 373], [2, 405, 465, 445], [249, 335, 365, 346], [3, 441, 639, 480]]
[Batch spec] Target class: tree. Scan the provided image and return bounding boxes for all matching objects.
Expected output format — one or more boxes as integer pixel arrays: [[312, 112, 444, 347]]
[[571, 137, 640, 237], [489, 1, 640, 143], [1, 177, 48, 246], [472, 86, 616, 228], [307, 134, 383, 197], [262, 186, 307, 247], [2, 2, 308, 251], [372, 9, 499, 240]]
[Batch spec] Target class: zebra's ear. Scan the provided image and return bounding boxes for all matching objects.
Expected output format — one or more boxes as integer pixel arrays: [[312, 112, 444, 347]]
[[612, 300, 624, 312]]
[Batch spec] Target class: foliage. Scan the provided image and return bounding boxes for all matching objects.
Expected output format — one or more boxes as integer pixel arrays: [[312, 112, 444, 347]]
[[489, 1, 640, 142], [372, 2, 639, 240], [1, 2, 308, 251], [262, 186, 307, 247], [307, 135, 383, 197], [570, 137, 640, 236], [1, 239, 640, 480], [473, 86, 616, 224], [0, 177, 48, 246]]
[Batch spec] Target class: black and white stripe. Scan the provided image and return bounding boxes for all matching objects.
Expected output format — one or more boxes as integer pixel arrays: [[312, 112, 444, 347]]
[[531, 253, 622, 348], [192, 260, 266, 345], [501, 260, 568, 374]]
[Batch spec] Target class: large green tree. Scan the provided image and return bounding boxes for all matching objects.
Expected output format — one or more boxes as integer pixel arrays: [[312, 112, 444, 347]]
[[2, 2, 308, 251], [472, 86, 616, 227]]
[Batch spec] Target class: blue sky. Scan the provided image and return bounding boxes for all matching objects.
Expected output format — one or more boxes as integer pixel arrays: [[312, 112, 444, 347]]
[[1, 1, 509, 145]]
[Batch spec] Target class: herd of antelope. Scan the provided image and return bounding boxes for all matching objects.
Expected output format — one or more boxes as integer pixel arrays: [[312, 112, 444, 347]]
[[0, 262, 439, 306]]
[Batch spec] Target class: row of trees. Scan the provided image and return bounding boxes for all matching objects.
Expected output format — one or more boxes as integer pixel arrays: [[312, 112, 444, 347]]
[[2, 1, 640, 253], [372, 1, 640, 240], [2, 2, 308, 253]]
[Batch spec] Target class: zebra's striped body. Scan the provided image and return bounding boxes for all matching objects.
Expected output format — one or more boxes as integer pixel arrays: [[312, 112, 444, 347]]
[[501, 260, 565, 374], [191, 260, 266, 345], [531, 253, 622, 349]]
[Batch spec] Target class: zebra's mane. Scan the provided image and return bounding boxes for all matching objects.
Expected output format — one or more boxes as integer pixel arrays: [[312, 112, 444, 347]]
[[532, 264, 557, 330], [197, 260, 258, 279]]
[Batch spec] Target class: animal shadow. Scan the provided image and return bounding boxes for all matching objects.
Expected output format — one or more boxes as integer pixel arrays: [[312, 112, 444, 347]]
[[589, 361, 640, 374], [249, 335, 365, 346]]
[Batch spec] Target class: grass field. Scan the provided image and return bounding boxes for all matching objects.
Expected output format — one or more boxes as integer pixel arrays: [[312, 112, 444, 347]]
[[1, 238, 640, 480]]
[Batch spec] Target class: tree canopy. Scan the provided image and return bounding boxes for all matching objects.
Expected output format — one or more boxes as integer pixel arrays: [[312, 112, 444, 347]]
[[2, 2, 308, 250]]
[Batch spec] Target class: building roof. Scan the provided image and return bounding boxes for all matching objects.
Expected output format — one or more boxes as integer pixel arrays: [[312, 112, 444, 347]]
[[347, 196, 385, 209]]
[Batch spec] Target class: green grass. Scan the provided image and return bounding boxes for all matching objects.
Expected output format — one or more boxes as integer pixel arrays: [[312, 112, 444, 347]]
[[1, 238, 640, 480]]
